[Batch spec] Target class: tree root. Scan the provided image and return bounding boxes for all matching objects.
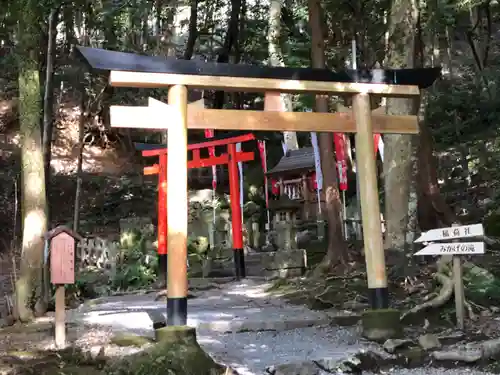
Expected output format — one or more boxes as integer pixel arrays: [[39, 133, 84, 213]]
[[401, 257, 486, 323], [467, 300, 488, 311], [422, 292, 438, 302], [464, 300, 477, 321], [155, 289, 167, 301], [401, 272, 454, 322], [484, 235, 500, 249]]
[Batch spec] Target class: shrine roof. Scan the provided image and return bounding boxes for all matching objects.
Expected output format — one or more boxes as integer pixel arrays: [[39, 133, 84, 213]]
[[267, 147, 314, 176], [44, 225, 83, 241], [75, 46, 441, 89]]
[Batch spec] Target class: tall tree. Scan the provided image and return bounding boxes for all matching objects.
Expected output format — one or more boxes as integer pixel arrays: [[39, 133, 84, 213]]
[[415, 6, 456, 231], [267, 0, 298, 151], [383, 0, 419, 250], [15, 0, 48, 321], [183, 0, 199, 60], [213, 0, 242, 110], [308, 0, 348, 272], [42, 8, 59, 213]]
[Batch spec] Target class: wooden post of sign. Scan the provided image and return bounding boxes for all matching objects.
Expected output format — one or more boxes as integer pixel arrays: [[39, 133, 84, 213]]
[[166, 85, 189, 326], [352, 93, 388, 309], [45, 226, 81, 349], [55, 285, 65, 348], [452, 224, 465, 330]]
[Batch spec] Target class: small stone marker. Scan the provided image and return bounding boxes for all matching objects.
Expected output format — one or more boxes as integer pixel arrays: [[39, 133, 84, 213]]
[[414, 223, 484, 330], [44, 226, 82, 349]]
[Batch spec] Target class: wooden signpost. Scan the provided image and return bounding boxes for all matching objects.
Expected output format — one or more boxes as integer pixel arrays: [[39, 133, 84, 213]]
[[45, 226, 82, 348], [414, 223, 485, 329], [414, 223, 484, 244], [75, 45, 440, 331]]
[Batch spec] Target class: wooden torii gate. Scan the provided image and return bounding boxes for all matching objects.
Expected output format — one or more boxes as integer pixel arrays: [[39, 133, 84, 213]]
[[76, 45, 440, 332], [137, 132, 255, 282]]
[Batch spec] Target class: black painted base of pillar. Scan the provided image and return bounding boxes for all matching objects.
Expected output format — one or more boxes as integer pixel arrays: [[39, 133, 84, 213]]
[[368, 287, 389, 309], [233, 248, 246, 280], [167, 297, 187, 326], [158, 254, 168, 286]]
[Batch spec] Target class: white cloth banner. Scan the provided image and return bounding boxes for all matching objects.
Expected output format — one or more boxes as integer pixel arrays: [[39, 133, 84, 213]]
[[236, 143, 244, 209], [378, 136, 385, 162], [281, 141, 287, 155], [310, 132, 323, 191]]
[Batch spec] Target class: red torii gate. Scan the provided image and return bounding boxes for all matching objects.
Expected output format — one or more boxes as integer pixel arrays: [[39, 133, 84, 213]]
[[141, 133, 255, 280]]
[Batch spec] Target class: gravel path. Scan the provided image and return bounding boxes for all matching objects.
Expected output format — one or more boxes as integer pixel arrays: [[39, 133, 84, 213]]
[[67, 279, 498, 375], [198, 325, 367, 375], [366, 369, 497, 375]]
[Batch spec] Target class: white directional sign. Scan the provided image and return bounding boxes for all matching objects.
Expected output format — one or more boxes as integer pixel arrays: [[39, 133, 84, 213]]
[[414, 242, 484, 256], [414, 224, 483, 243]]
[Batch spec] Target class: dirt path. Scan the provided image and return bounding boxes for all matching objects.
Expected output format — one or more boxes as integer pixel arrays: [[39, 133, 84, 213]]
[[2, 279, 498, 375], [68, 279, 371, 374]]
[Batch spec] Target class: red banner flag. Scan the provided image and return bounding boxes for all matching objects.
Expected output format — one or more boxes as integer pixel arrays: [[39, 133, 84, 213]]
[[270, 178, 280, 195], [374, 133, 384, 161], [373, 133, 381, 156], [204, 129, 217, 189], [333, 133, 348, 191], [309, 172, 318, 191]]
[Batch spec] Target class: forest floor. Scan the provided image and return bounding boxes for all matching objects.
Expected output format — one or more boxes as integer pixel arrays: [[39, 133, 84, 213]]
[[2, 278, 500, 375]]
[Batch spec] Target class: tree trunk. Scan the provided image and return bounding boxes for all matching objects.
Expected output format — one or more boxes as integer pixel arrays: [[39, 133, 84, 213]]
[[267, 0, 298, 151], [383, 0, 419, 251], [16, 0, 48, 322], [73, 85, 86, 233], [308, 0, 348, 271], [62, 6, 76, 54], [40, 7, 59, 311], [155, 0, 162, 49], [229, 0, 246, 109], [416, 101, 456, 231], [160, 0, 181, 143], [183, 0, 199, 60], [42, 8, 59, 219], [213, 0, 242, 110], [414, 11, 456, 231], [163, 0, 177, 57], [98, 6, 118, 128]]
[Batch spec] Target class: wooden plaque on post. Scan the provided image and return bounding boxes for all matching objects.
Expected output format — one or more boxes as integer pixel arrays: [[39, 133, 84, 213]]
[[45, 226, 82, 285]]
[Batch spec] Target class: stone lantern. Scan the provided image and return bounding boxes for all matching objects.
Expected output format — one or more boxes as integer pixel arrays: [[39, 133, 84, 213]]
[[269, 196, 301, 251]]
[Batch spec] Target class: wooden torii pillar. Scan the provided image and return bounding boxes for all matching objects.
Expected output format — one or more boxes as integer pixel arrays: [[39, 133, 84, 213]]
[[75, 44, 439, 337], [140, 133, 255, 284]]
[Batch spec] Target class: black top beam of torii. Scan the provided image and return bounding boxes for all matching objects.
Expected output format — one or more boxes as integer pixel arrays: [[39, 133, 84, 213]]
[[75, 46, 441, 88]]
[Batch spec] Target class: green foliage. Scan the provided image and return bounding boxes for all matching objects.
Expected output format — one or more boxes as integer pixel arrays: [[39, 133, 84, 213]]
[[464, 263, 500, 306], [187, 236, 210, 261], [48, 269, 110, 310], [112, 229, 158, 290], [425, 74, 500, 148], [243, 200, 261, 221], [110, 333, 154, 348], [105, 333, 225, 375], [484, 212, 500, 237], [73, 269, 111, 298]]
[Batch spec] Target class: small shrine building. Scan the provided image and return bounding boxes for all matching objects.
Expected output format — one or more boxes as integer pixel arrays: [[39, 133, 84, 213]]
[[266, 147, 321, 222]]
